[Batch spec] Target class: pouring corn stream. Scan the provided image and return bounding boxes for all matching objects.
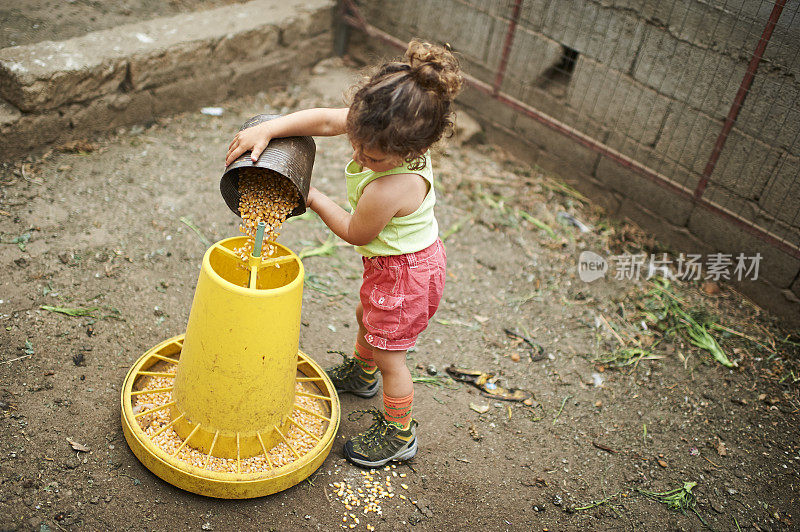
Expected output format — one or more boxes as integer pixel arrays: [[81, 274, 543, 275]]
[[233, 168, 299, 261]]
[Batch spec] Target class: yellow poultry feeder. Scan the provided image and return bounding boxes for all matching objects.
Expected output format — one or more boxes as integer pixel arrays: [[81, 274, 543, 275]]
[[120, 235, 340, 498]]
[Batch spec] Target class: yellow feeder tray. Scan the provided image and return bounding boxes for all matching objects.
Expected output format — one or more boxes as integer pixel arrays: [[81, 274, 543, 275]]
[[120, 237, 341, 498]]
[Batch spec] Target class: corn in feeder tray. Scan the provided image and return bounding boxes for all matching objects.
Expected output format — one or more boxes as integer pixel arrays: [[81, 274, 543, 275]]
[[121, 117, 339, 498]]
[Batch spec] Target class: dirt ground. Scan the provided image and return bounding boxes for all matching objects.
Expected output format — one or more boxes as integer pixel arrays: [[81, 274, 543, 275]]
[[2, 6, 800, 532], [0, 0, 250, 49]]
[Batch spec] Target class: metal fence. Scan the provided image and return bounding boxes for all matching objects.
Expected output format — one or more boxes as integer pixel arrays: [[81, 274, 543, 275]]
[[336, 0, 800, 260]]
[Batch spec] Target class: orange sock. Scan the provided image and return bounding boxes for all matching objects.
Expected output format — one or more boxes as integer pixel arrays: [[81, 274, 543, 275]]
[[383, 391, 413, 429], [354, 341, 377, 372]]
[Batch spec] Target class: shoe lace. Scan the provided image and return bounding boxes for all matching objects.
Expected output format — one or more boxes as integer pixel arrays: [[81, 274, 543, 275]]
[[348, 408, 392, 449], [327, 351, 356, 380]]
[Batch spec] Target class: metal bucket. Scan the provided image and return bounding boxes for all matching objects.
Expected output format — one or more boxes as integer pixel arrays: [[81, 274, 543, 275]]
[[220, 114, 316, 219]]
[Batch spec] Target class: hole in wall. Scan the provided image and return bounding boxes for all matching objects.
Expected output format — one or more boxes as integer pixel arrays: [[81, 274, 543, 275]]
[[537, 45, 580, 97]]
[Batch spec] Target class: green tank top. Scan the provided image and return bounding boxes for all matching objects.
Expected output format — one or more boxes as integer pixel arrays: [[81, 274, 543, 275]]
[[345, 151, 438, 257]]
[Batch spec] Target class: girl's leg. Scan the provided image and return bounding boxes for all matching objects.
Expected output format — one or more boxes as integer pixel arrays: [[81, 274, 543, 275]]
[[373, 348, 414, 429], [324, 303, 379, 398], [343, 345, 417, 467], [353, 303, 377, 371]]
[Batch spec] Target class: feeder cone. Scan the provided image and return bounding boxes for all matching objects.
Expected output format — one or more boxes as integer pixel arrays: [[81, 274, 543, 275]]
[[170, 240, 303, 458], [120, 237, 340, 498]]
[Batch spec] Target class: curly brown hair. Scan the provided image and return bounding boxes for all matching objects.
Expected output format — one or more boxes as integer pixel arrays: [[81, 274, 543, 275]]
[[346, 40, 463, 169]]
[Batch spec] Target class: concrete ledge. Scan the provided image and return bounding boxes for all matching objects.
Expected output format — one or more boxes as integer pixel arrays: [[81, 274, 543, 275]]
[[595, 156, 696, 226], [733, 277, 800, 329], [0, 0, 334, 161], [616, 200, 711, 256], [687, 206, 800, 289]]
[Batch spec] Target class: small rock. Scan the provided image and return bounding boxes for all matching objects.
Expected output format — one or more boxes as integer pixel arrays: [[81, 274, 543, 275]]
[[552, 494, 562, 506], [533, 504, 546, 512], [709, 500, 725, 514], [658, 459, 668, 467], [453, 110, 484, 146], [426, 364, 437, 376], [715, 439, 727, 457], [201, 523, 213, 531], [468, 424, 482, 441], [510, 352, 521, 362], [415, 502, 433, 518], [700, 281, 720, 295]]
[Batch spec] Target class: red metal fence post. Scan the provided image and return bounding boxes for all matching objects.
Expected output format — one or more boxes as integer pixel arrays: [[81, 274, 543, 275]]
[[693, 0, 788, 200], [493, 0, 525, 96]]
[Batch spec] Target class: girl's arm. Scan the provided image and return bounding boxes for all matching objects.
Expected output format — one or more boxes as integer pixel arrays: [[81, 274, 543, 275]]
[[225, 107, 348, 165], [307, 173, 418, 246]]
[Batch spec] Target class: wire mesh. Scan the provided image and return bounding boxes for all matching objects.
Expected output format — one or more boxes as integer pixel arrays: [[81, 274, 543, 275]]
[[343, 0, 800, 257]]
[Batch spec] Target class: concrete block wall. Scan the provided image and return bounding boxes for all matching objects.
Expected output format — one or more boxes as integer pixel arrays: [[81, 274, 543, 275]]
[[351, 0, 800, 324], [0, 0, 335, 162]]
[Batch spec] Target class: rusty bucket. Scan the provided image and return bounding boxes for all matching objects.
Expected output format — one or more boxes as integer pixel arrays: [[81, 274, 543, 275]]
[[220, 114, 316, 218]]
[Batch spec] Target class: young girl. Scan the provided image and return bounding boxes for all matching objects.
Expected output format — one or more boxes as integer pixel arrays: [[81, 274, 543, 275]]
[[225, 40, 462, 467]]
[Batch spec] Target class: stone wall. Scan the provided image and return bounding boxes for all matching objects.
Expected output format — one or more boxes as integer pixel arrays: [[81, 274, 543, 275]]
[[0, 0, 335, 162], [349, 0, 800, 323]]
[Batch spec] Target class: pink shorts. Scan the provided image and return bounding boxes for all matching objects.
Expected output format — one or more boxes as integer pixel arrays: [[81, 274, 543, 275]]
[[360, 239, 447, 351]]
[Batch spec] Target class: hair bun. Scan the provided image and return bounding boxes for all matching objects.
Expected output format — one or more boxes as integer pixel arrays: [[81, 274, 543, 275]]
[[404, 40, 462, 101]]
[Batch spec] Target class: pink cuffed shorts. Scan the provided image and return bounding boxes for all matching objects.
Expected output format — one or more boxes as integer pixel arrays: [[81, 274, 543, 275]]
[[360, 239, 446, 351]]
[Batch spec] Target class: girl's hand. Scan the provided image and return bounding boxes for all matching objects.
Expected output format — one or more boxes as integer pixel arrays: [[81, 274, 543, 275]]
[[305, 186, 324, 210], [225, 122, 272, 166]]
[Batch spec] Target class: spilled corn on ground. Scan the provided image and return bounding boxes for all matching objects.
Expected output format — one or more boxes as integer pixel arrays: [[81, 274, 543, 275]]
[[234, 167, 299, 261], [131, 360, 327, 472], [330, 466, 414, 529]]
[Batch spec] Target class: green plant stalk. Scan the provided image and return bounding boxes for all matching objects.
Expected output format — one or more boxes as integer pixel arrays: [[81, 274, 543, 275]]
[[40, 305, 99, 317], [543, 179, 588, 203], [574, 480, 711, 529], [441, 217, 470, 241], [682, 317, 734, 368], [298, 234, 338, 259], [649, 278, 734, 368], [304, 275, 346, 297], [411, 375, 459, 390], [573, 491, 621, 511], [179, 216, 212, 248], [518, 210, 556, 239], [553, 394, 572, 425], [636, 481, 697, 513], [594, 347, 658, 367], [287, 211, 315, 222]]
